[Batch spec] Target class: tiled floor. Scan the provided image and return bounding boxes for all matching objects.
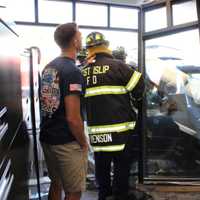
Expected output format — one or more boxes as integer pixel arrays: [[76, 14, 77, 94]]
[[38, 184, 98, 200], [39, 190, 97, 200], [150, 192, 200, 200], [137, 185, 200, 200], [82, 190, 98, 200], [40, 189, 200, 200], [36, 182, 200, 200]]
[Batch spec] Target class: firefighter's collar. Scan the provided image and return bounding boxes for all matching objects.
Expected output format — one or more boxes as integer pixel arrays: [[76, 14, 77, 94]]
[[87, 45, 112, 59]]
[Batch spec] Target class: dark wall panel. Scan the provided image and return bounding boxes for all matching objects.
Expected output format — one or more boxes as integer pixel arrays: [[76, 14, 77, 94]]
[[0, 22, 22, 139], [0, 20, 28, 200]]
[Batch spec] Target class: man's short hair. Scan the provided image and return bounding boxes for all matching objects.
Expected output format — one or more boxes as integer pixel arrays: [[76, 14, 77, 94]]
[[54, 22, 78, 49]]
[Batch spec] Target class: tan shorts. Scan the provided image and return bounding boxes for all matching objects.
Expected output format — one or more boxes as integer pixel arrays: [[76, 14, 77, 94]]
[[42, 141, 88, 193]]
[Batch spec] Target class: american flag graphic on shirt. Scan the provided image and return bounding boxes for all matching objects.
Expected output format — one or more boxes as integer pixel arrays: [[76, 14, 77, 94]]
[[69, 84, 82, 92]]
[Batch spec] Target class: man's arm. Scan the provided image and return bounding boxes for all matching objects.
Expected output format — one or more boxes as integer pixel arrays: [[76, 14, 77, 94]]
[[64, 95, 88, 150]]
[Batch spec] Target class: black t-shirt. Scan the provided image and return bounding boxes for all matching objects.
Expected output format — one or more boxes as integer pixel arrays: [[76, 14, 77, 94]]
[[40, 56, 84, 145]]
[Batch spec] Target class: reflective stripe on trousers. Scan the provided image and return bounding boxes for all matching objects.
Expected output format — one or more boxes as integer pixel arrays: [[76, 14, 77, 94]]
[[93, 144, 125, 152]]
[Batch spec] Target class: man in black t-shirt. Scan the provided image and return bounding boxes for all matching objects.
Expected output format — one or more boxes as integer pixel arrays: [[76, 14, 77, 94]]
[[40, 22, 88, 200]]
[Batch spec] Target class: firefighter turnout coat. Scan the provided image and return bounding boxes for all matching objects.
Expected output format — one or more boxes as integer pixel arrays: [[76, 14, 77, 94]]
[[82, 53, 144, 152]]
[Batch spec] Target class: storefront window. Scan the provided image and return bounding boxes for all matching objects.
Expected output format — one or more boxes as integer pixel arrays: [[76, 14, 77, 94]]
[[17, 25, 59, 70], [16, 25, 138, 70], [76, 3, 107, 27], [110, 7, 138, 29], [145, 7, 167, 32], [145, 29, 200, 178], [173, 0, 198, 25], [38, 0, 72, 24], [81, 29, 138, 65], [4, 0, 35, 22]]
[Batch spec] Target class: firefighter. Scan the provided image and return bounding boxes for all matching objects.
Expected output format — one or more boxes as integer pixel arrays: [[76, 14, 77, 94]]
[[77, 47, 87, 68], [82, 32, 144, 200], [112, 46, 127, 63]]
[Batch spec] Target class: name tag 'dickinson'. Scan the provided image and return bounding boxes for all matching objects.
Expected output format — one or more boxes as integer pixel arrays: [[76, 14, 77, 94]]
[[90, 134, 112, 144]]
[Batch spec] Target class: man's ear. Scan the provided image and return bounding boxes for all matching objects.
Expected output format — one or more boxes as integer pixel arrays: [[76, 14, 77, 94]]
[[74, 39, 78, 47]]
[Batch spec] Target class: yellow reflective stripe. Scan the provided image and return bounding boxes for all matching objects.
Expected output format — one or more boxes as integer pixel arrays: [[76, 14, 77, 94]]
[[93, 144, 125, 152], [126, 71, 142, 91], [85, 86, 127, 97], [88, 121, 135, 134]]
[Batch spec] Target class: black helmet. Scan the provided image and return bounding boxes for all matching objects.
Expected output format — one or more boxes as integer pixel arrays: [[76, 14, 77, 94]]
[[112, 46, 127, 61], [86, 32, 109, 48]]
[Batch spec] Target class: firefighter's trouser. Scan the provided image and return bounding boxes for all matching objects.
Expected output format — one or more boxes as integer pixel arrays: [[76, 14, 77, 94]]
[[94, 140, 134, 200]]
